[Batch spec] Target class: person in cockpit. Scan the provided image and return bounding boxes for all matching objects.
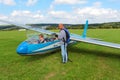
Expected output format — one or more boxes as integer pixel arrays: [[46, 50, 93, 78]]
[[51, 33, 58, 41], [38, 34, 46, 43], [54, 34, 58, 40]]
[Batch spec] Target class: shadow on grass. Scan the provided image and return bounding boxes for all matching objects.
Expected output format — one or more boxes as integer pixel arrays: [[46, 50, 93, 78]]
[[23, 51, 59, 62], [23, 43, 120, 62], [68, 44, 120, 60]]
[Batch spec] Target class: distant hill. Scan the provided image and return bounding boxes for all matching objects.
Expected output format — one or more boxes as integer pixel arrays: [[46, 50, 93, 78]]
[[88, 22, 120, 29], [0, 22, 120, 30], [28, 22, 120, 29], [0, 25, 22, 30]]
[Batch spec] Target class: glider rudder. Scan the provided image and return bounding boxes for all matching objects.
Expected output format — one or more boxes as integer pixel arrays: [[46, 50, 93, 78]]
[[82, 20, 88, 38]]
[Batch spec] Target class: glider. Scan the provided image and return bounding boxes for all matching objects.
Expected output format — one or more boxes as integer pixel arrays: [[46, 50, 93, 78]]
[[0, 20, 120, 55]]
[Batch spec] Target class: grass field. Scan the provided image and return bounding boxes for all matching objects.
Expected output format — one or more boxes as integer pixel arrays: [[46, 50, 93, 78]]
[[0, 29, 120, 80]]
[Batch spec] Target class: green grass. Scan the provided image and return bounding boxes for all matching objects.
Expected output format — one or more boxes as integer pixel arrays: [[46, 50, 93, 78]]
[[0, 29, 120, 80]]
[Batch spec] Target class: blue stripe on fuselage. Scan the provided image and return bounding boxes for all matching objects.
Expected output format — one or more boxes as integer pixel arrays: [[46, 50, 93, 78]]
[[27, 40, 60, 54]]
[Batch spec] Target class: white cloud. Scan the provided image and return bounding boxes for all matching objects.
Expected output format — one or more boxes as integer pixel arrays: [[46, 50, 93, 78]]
[[75, 7, 110, 16], [0, 7, 120, 24], [53, 0, 87, 5], [26, 0, 38, 6], [11, 10, 44, 18], [0, 0, 16, 6], [9, 10, 44, 24], [11, 10, 32, 17], [0, 14, 8, 19], [48, 11, 77, 23], [48, 11, 72, 19], [74, 7, 120, 23], [93, 2, 102, 7], [0, 14, 9, 25]]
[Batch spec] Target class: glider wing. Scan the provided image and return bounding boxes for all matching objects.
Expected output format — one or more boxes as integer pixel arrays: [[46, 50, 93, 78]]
[[0, 20, 54, 35], [70, 33, 120, 49]]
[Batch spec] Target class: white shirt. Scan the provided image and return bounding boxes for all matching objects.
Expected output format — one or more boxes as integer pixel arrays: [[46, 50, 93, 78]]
[[58, 29, 66, 44]]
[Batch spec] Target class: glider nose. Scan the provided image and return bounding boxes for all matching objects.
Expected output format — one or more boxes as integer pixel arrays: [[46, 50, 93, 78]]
[[16, 41, 28, 54]]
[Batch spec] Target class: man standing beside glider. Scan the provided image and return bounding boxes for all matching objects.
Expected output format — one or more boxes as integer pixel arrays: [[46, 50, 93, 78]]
[[58, 24, 70, 63]]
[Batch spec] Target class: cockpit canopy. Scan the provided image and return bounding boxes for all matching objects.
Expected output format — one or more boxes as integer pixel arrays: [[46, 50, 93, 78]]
[[26, 32, 58, 44]]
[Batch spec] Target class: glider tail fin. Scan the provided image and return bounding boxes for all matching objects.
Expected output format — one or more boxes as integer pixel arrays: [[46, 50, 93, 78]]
[[82, 20, 88, 38]]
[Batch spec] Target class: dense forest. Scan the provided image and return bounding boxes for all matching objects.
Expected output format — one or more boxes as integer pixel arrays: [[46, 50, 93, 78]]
[[0, 22, 120, 30]]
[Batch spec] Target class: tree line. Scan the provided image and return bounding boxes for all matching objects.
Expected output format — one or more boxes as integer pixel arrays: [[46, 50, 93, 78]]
[[45, 22, 120, 30], [0, 22, 120, 30]]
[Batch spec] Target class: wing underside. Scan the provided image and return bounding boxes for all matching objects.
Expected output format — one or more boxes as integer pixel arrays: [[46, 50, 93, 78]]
[[71, 34, 120, 49]]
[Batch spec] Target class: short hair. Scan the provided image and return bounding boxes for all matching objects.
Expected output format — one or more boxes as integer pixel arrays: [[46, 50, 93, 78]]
[[55, 34, 58, 38], [58, 24, 64, 27], [39, 34, 44, 37]]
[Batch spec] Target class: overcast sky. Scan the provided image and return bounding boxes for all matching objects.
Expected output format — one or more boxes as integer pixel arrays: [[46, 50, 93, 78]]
[[0, 0, 120, 24]]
